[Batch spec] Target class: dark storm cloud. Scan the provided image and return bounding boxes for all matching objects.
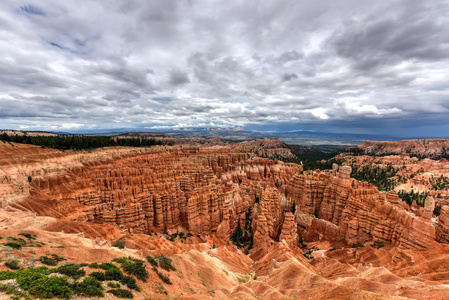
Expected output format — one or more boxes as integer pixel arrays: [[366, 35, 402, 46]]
[[168, 70, 190, 85], [0, 0, 448, 135], [331, 2, 449, 70], [21, 5, 45, 16], [282, 73, 298, 82]]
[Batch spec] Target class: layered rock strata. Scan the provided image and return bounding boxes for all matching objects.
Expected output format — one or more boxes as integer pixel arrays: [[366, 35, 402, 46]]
[[21, 146, 300, 239], [286, 165, 437, 250]]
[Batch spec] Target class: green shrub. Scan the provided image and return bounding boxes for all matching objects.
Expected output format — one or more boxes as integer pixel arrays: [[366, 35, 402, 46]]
[[155, 255, 176, 271], [39, 256, 57, 266], [0, 270, 17, 281], [157, 271, 172, 284], [71, 276, 104, 297], [0, 282, 31, 300], [89, 262, 100, 268], [15, 270, 72, 299], [4, 241, 23, 249], [112, 257, 128, 264], [19, 232, 35, 240], [119, 259, 148, 281], [99, 262, 115, 270], [55, 264, 86, 279], [107, 282, 121, 288], [120, 275, 139, 291], [89, 271, 106, 281], [105, 266, 123, 281], [51, 254, 67, 262], [107, 289, 133, 298], [112, 240, 125, 249], [5, 259, 20, 270], [303, 250, 314, 260], [146, 255, 158, 267], [7, 237, 27, 245], [372, 239, 384, 249]]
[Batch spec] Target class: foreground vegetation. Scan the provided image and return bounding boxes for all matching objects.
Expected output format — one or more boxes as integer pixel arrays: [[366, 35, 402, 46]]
[[0, 232, 177, 299], [0, 255, 174, 299]]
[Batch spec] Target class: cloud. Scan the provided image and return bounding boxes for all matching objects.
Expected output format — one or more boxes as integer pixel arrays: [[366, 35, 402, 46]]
[[168, 69, 190, 85], [282, 73, 298, 82], [0, 0, 448, 137], [336, 100, 402, 118]]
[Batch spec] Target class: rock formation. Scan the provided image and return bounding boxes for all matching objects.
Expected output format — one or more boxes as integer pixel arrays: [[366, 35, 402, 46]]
[[279, 212, 298, 249], [285, 166, 437, 250], [436, 205, 449, 243], [358, 139, 449, 159], [16, 146, 300, 240]]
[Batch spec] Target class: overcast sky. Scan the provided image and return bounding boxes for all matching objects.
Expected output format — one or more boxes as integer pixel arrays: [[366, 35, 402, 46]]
[[1, 0, 448, 136]]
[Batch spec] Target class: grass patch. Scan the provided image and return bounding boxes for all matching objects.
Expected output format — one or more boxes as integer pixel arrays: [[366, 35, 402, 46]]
[[155, 282, 167, 295]]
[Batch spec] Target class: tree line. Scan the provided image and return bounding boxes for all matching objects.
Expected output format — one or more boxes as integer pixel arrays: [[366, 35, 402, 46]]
[[0, 133, 171, 151]]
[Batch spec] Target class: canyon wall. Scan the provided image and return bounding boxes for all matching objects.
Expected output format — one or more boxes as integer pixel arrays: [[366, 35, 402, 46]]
[[359, 139, 449, 158], [6, 142, 442, 253], [285, 165, 437, 250], [20, 146, 300, 241]]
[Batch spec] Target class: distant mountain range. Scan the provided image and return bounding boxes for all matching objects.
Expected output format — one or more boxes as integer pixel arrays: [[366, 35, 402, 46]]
[[37, 127, 402, 147], [149, 128, 400, 147]]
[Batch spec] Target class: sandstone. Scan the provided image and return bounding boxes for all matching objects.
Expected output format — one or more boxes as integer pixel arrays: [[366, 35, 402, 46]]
[[436, 205, 449, 243], [279, 212, 298, 250], [286, 167, 437, 250], [14, 145, 300, 238]]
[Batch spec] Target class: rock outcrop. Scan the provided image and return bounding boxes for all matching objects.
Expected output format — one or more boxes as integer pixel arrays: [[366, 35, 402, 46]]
[[358, 139, 449, 159], [436, 205, 449, 243], [279, 212, 298, 249], [286, 166, 437, 250], [19, 146, 300, 239]]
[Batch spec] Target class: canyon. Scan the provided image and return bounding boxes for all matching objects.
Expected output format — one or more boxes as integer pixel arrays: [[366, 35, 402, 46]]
[[1, 138, 449, 299]]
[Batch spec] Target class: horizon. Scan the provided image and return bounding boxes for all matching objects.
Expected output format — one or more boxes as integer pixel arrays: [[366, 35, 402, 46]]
[[3, 127, 449, 142], [1, 1, 449, 137]]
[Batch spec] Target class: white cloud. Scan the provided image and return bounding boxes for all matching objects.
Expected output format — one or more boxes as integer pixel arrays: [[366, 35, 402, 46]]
[[337, 99, 402, 117]]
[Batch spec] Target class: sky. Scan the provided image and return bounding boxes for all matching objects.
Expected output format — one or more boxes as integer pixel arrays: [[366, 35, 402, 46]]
[[0, 0, 449, 137]]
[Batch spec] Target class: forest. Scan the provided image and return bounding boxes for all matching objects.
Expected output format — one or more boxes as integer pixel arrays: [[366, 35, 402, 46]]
[[0, 133, 170, 150]]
